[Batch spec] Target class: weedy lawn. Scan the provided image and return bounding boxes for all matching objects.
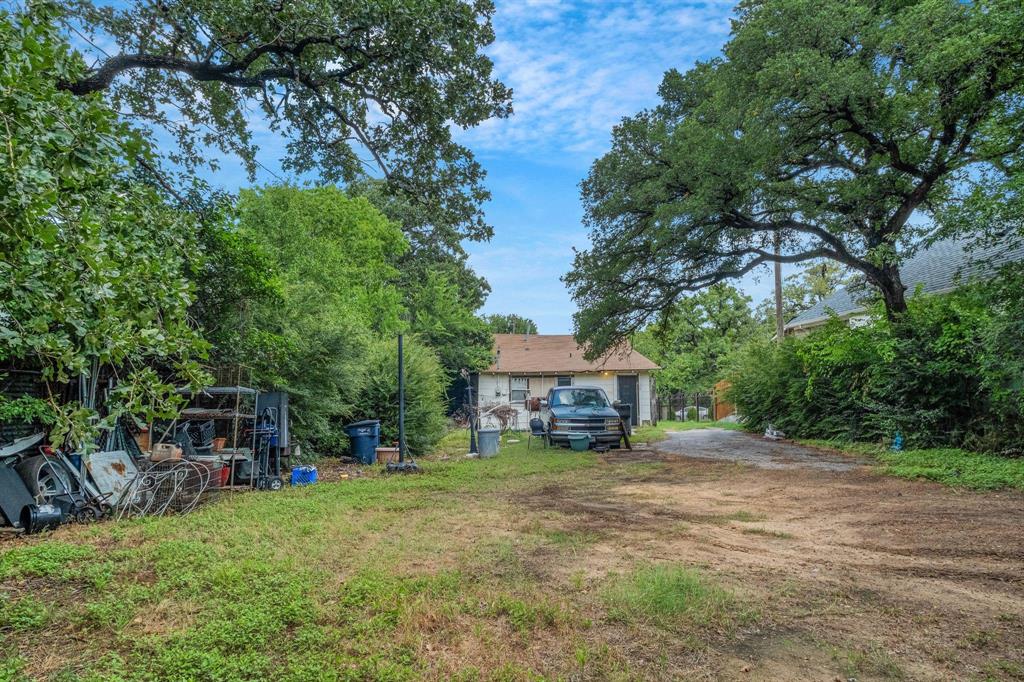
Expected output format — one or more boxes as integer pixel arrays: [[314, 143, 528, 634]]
[[3, 427, 1022, 681], [0, 431, 751, 682]]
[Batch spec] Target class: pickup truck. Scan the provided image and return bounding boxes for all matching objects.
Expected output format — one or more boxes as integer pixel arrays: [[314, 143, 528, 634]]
[[540, 386, 624, 449]]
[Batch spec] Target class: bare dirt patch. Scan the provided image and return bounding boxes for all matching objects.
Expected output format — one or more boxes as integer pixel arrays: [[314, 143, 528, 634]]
[[517, 433, 1024, 680]]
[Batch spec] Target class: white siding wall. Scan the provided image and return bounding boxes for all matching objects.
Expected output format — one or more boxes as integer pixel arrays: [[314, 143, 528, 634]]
[[477, 371, 653, 429]]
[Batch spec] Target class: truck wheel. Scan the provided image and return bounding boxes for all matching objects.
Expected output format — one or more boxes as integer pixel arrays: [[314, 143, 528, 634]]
[[15, 456, 78, 503]]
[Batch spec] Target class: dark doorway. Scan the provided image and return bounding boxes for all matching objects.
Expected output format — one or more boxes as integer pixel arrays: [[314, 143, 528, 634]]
[[616, 375, 639, 426]]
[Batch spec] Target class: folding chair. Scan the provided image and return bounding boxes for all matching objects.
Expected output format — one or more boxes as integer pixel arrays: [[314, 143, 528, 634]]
[[527, 418, 548, 450]]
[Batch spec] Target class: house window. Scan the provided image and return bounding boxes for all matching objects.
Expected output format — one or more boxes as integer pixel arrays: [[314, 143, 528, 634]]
[[556, 376, 572, 387], [510, 377, 529, 403]]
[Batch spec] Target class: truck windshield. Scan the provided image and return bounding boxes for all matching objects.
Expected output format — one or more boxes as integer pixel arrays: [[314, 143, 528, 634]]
[[550, 388, 609, 407]]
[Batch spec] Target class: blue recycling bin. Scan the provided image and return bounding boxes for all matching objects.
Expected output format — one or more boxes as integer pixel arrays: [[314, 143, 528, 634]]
[[344, 420, 381, 464], [290, 465, 318, 486]]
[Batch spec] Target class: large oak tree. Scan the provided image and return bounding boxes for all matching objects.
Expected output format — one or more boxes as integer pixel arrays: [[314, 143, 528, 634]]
[[58, 0, 513, 240], [566, 0, 1024, 355]]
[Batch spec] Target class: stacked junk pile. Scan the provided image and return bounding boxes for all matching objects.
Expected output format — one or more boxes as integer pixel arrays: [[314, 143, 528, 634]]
[[0, 384, 290, 536]]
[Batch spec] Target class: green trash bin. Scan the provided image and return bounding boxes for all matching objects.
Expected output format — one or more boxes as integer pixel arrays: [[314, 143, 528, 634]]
[[567, 433, 591, 452]]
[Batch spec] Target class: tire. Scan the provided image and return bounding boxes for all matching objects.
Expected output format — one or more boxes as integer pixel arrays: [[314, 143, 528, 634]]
[[267, 477, 284, 491], [15, 456, 78, 503]]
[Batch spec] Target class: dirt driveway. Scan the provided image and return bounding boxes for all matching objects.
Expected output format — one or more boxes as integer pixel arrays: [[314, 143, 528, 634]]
[[523, 429, 1024, 680], [653, 427, 868, 471]]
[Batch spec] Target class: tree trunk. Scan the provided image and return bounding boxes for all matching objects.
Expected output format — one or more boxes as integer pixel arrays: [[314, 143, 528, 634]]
[[773, 232, 784, 341], [874, 265, 908, 320]]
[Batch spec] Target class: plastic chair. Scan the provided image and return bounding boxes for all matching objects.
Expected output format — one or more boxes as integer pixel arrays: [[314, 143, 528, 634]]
[[527, 418, 547, 450]]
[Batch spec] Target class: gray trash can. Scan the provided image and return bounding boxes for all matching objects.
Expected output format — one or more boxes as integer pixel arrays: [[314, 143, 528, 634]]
[[477, 429, 500, 458]]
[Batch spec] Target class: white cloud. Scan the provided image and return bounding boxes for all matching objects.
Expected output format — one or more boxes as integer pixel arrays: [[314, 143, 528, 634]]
[[458, 0, 735, 163]]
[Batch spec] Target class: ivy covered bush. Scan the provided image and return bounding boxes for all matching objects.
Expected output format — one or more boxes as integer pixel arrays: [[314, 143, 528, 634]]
[[725, 267, 1024, 453]]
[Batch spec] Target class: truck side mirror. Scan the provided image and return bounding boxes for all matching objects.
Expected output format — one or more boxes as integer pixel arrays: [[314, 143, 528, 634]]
[[539, 399, 548, 408]]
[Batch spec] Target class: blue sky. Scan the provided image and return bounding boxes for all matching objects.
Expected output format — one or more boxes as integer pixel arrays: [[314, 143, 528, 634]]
[[456, 0, 783, 333], [160, 0, 786, 333]]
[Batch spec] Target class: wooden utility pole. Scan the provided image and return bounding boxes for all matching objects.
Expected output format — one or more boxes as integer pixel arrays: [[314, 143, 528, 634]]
[[774, 231, 784, 342]]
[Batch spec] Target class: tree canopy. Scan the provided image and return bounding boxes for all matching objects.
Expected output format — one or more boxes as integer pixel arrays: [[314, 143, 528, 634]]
[[347, 179, 493, 377], [754, 260, 852, 326], [229, 186, 408, 452], [634, 285, 758, 394], [567, 0, 1024, 356], [59, 0, 513, 239], [483, 314, 538, 335]]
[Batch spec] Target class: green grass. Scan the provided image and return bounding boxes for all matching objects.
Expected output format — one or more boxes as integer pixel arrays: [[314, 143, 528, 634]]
[[633, 419, 743, 443], [801, 440, 1024, 490], [603, 564, 752, 631], [0, 434, 612, 681], [741, 527, 794, 539], [11, 427, 1012, 680], [826, 642, 906, 680]]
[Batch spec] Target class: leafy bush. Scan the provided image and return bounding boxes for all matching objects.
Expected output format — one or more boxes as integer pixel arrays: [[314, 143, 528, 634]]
[[0, 8, 209, 446], [726, 267, 1024, 452], [351, 337, 448, 457]]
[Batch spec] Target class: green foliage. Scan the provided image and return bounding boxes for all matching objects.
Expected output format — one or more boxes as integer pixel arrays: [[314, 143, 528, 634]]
[[634, 284, 758, 394], [0, 542, 95, 580], [230, 186, 408, 454], [0, 7, 208, 445], [402, 268, 493, 378], [187, 200, 282, 360], [483, 314, 539, 335], [0, 594, 50, 632], [62, 0, 513, 241], [878, 448, 1024, 491], [349, 178, 494, 379], [568, 0, 1024, 355], [755, 261, 853, 326], [727, 268, 1024, 452], [486, 595, 561, 633], [352, 337, 448, 457], [0, 657, 30, 682], [0, 395, 53, 426]]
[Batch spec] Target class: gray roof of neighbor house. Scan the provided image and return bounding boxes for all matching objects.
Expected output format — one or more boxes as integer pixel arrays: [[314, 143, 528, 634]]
[[785, 237, 1024, 330]]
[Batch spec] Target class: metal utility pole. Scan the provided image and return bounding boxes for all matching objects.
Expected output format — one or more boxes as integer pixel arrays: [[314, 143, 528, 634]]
[[774, 231, 784, 342], [398, 334, 405, 462], [387, 334, 418, 473], [461, 368, 478, 456]]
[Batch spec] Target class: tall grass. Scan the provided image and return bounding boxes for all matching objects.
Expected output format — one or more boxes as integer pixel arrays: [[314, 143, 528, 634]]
[[603, 564, 750, 630]]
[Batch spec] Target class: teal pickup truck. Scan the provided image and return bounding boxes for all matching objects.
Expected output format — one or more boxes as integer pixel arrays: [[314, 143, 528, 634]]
[[540, 386, 624, 449]]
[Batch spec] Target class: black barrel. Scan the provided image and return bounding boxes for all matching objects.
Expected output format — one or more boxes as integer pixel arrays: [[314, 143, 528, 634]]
[[20, 504, 62, 534]]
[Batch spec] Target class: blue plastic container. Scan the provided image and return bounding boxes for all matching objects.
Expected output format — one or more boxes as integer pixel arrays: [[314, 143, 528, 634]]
[[344, 420, 381, 464], [290, 465, 318, 486]]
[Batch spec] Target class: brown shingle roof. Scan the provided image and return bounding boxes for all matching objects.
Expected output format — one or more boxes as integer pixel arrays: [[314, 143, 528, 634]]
[[484, 334, 659, 373]]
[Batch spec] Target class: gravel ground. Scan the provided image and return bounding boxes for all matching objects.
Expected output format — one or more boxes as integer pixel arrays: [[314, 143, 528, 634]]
[[653, 427, 868, 471]]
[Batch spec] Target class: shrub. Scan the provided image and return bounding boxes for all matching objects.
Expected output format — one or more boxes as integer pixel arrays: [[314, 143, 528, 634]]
[[351, 336, 448, 456], [725, 267, 1024, 452]]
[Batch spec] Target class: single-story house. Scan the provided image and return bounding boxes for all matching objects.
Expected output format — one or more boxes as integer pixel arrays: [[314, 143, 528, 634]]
[[474, 334, 660, 429], [785, 237, 1024, 335]]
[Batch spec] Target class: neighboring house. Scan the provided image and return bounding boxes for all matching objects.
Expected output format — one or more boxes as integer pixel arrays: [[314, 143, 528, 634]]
[[785, 237, 1024, 335], [474, 334, 660, 429]]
